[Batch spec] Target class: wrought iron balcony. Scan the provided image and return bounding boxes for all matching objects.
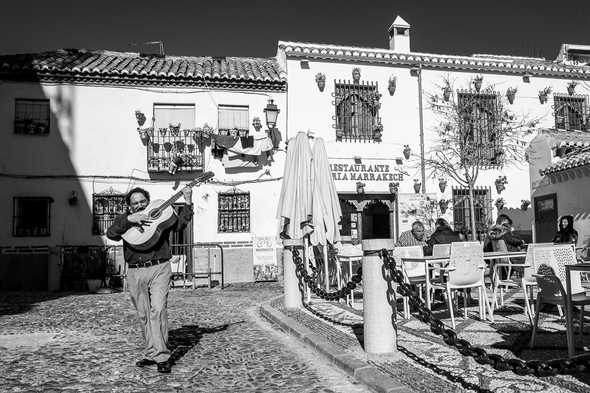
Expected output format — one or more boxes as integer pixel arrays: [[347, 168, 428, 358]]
[[146, 127, 204, 172]]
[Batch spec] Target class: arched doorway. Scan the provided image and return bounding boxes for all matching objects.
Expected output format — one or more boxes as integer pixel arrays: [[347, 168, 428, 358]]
[[362, 200, 390, 239]]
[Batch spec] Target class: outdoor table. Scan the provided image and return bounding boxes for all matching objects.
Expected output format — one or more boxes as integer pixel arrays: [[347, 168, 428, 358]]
[[565, 262, 590, 357], [402, 250, 527, 310]]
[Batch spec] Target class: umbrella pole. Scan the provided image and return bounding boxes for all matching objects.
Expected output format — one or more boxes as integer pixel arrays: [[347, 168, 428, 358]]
[[323, 245, 329, 291], [305, 236, 311, 303]]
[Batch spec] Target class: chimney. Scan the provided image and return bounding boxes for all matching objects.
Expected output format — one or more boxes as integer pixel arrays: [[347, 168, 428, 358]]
[[388, 16, 410, 53]]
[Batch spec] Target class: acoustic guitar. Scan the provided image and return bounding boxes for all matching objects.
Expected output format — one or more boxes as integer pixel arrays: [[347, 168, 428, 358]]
[[121, 171, 214, 250]]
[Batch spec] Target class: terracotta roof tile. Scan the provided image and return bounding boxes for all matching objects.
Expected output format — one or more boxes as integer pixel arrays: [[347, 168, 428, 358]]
[[540, 150, 590, 175], [537, 129, 590, 149], [0, 49, 286, 89]]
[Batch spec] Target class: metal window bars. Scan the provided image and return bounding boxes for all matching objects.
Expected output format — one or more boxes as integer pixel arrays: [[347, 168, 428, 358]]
[[451, 186, 493, 240], [218, 191, 250, 233], [333, 80, 382, 142], [92, 191, 126, 235], [553, 94, 589, 131], [457, 91, 503, 167], [147, 127, 204, 172]]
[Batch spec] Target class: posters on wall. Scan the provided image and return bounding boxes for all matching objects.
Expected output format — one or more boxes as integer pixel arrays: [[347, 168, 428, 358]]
[[252, 236, 278, 281], [397, 193, 438, 234]]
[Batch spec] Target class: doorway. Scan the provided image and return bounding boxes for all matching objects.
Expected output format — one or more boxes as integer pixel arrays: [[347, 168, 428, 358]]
[[534, 193, 557, 242], [362, 200, 390, 239]]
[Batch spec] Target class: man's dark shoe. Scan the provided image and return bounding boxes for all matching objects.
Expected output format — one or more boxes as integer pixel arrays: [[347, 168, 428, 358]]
[[157, 360, 173, 373], [136, 358, 157, 367]]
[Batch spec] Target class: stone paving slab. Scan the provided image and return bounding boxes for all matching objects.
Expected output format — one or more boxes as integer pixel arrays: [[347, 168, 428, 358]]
[[0, 283, 370, 393]]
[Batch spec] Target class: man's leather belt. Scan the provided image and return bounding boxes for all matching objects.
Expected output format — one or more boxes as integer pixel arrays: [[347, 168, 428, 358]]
[[127, 259, 168, 269]]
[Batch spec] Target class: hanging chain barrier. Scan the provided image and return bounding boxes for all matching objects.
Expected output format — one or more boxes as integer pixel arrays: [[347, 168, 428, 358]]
[[378, 248, 590, 377], [291, 247, 362, 302]]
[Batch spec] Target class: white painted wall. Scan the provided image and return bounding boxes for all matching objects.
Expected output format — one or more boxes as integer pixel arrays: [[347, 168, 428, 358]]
[[0, 81, 286, 247], [281, 51, 588, 231]]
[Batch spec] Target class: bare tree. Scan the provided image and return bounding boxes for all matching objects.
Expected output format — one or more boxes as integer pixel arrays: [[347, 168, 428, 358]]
[[423, 76, 540, 239]]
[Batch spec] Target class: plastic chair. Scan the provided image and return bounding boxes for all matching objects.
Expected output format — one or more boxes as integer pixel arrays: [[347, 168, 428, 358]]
[[170, 254, 187, 287], [522, 243, 564, 323], [490, 239, 528, 311], [393, 245, 426, 319], [336, 243, 363, 307], [431, 242, 493, 329], [529, 263, 590, 349]]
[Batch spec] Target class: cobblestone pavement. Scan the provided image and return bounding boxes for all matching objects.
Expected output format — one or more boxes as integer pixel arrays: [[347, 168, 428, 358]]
[[0, 283, 369, 393]]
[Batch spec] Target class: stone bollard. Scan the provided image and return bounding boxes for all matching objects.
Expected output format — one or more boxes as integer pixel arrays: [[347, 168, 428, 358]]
[[362, 238, 397, 355], [283, 239, 303, 310]]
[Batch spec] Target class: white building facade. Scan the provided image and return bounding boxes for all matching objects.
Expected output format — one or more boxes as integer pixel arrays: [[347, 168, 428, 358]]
[[277, 16, 590, 243], [0, 49, 287, 289]]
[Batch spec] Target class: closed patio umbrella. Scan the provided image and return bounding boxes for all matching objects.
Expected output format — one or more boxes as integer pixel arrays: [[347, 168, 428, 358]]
[[276, 131, 313, 240]]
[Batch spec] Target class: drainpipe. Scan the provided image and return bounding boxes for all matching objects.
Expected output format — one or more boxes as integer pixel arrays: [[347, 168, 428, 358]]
[[417, 64, 426, 193]]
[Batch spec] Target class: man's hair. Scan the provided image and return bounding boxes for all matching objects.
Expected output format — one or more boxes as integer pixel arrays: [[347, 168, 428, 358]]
[[411, 221, 425, 230], [435, 218, 449, 228], [496, 214, 513, 226], [125, 187, 150, 206]]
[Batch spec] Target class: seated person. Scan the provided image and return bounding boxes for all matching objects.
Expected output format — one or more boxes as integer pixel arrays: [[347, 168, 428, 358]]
[[553, 215, 578, 245], [423, 218, 462, 256], [396, 220, 431, 247], [483, 214, 525, 253]]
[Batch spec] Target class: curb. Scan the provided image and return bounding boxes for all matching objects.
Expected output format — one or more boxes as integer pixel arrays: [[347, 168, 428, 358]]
[[260, 297, 414, 393]]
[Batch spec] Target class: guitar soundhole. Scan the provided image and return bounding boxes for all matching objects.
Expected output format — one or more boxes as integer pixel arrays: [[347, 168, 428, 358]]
[[149, 209, 162, 219]]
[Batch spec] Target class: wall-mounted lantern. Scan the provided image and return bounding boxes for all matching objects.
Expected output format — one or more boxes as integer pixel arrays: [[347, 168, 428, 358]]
[[438, 178, 447, 193], [356, 181, 365, 194], [506, 87, 517, 105], [388, 75, 397, 96], [315, 73, 326, 92], [403, 145, 411, 160], [413, 179, 421, 194], [264, 99, 280, 129]]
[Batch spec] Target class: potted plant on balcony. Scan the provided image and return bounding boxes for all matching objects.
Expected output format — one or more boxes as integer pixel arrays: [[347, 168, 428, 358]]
[[169, 122, 181, 136]]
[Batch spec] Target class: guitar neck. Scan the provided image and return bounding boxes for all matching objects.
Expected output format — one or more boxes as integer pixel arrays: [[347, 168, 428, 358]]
[[154, 172, 214, 213]]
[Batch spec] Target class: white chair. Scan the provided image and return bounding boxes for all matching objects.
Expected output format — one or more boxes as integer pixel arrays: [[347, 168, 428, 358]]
[[529, 261, 590, 350], [521, 243, 558, 323], [490, 239, 528, 311], [431, 242, 494, 329], [393, 245, 426, 319], [336, 243, 363, 307]]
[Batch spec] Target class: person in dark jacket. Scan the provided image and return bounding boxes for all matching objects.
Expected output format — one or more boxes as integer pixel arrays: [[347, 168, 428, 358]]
[[553, 215, 578, 245], [423, 218, 462, 256], [483, 214, 525, 253], [107, 186, 193, 373]]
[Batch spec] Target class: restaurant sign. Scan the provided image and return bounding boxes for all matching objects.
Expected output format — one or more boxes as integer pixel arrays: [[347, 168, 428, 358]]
[[328, 158, 405, 182]]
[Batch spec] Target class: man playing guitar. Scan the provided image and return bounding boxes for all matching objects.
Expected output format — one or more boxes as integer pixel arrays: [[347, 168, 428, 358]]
[[107, 186, 193, 373]]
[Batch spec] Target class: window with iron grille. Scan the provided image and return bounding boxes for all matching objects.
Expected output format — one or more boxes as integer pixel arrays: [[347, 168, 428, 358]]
[[13, 197, 52, 237], [451, 187, 492, 238], [92, 188, 126, 235], [218, 105, 249, 137], [148, 104, 202, 172], [334, 81, 382, 142], [14, 99, 50, 135], [457, 92, 503, 166], [553, 94, 588, 131], [218, 191, 250, 233]]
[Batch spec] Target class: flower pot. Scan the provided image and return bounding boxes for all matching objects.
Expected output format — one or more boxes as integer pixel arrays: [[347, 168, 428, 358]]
[[175, 140, 185, 152], [473, 76, 483, 92], [506, 88, 517, 104], [567, 82, 577, 96], [438, 178, 447, 193], [356, 182, 365, 194], [438, 199, 449, 214], [413, 180, 421, 194], [521, 201, 530, 211], [86, 279, 102, 293], [495, 201, 504, 211], [315, 73, 326, 92], [389, 182, 399, 195], [159, 128, 167, 136], [495, 183, 505, 194], [151, 142, 160, 153], [403, 145, 411, 160], [388, 75, 397, 96], [442, 86, 451, 102]]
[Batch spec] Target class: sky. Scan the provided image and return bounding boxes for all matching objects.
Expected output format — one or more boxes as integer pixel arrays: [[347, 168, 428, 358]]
[[2, 0, 590, 60]]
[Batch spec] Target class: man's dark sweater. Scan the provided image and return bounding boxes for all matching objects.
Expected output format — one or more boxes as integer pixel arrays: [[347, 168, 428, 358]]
[[107, 205, 193, 264], [423, 226, 462, 256]]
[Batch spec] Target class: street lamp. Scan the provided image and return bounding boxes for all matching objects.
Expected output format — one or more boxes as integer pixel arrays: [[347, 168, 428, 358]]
[[264, 99, 280, 129]]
